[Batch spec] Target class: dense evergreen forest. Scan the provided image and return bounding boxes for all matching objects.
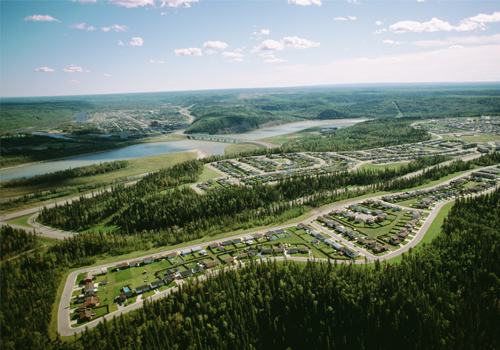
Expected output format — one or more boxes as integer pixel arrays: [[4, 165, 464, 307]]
[[39, 155, 446, 234], [1, 160, 129, 189], [0, 226, 40, 260], [2, 187, 499, 350]]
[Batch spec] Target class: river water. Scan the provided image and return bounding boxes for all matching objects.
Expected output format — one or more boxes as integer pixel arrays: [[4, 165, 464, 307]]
[[0, 119, 362, 182]]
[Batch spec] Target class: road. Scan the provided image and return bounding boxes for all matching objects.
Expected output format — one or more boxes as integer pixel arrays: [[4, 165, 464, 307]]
[[56, 170, 499, 335], [174, 104, 196, 135]]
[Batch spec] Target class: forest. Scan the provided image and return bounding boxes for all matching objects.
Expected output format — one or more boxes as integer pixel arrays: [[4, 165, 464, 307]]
[[1, 160, 129, 189], [3, 83, 500, 134], [1, 187, 499, 350]]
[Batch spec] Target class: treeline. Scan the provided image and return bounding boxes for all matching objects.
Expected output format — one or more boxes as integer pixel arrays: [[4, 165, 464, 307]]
[[281, 118, 431, 153], [39, 155, 446, 235], [0, 226, 39, 260], [1, 160, 129, 188], [39, 160, 204, 231], [186, 106, 298, 134], [382, 153, 500, 191], [60, 188, 500, 350]]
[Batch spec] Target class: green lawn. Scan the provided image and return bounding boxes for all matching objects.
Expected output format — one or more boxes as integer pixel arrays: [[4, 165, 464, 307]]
[[357, 162, 409, 172], [115, 269, 133, 283], [4, 212, 35, 228], [224, 142, 267, 155]]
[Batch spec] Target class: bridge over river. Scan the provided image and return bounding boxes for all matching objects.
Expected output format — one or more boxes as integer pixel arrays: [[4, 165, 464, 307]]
[[187, 133, 245, 143]]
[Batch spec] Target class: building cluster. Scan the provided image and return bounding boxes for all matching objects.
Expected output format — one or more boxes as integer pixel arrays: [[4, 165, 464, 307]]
[[420, 116, 500, 136], [76, 271, 108, 322]]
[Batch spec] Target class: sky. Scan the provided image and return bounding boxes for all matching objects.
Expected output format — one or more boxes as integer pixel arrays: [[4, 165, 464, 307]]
[[1, 0, 500, 97]]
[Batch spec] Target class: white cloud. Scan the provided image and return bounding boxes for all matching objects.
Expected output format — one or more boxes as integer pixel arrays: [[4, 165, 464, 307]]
[[389, 17, 484, 34], [34, 67, 54, 72], [159, 0, 199, 8], [253, 39, 284, 51], [348, 15, 357, 20], [75, 0, 97, 3], [227, 58, 244, 62], [375, 21, 383, 26], [158, 61, 165, 64], [252, 29, 270, 35], [85, 70, 91, 73], [449, 45, 464, 49], [234, 48, 243, 52], [281, 36, 320, 49], [468, 11, 500, 23], [150, 60, 156, 63], [203, 41, 228, 54], [101, 24, 128, 32], [69, 80, 79, 83], [252, 36, 320, 52], [222, 52, 244, 58], [334, 17, 347, 21], [348, 0, 360, 4], [383, 39, 402, 45], [69, 23, 86, 30], [108, 0, 154, 8], [288, 0, 322, 6], [63, 64, 83, 73], [24, 15, 60, 23], [417, 0, 424, 2], [103, 73, 111, 77], [373, 28, 387, 34], [264, 58, 286, 63], [87, 26, 96, 31], [259, 53, 275, 59], [413, 34, 500, 47], [118, 37, 143, 46], [174, 47, 203, 56]]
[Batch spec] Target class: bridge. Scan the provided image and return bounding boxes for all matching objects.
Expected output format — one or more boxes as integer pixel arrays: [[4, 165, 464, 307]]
[[187, 133, 245, 143]]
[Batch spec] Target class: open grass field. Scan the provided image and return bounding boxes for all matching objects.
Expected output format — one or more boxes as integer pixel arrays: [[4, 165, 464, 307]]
[[224, 142, 267, 155], [440, 133, 500, 145], [357, 162, 409, 172], [4, 212, 34, 228], [1, 151, 199, 199]]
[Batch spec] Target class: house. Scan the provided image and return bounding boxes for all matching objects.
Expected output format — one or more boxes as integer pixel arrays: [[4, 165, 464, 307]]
[[343, 247, 358, 258], [221, 240, 233, 246], [296, 223, 307, 230], [100, 279, 108, 286], [100, 268, 108, 275], [366, 241, 376, 249], [191, 246, 202, 253], [298, 247, 310, 253], [253, 233, 264, 239], [163, 275, 175, 284], [217, 246, 225, 251], [355, 216, 364, 224], [180, 269, 194, 279], [143, 256, 155, 264], [232, 238, 242, 244], [224, 257, 235, 264], [118, 291, 134, 302], [316, 233, 326, 241], [149, 280, 164, 289], [246, 240, 254, 245], [78, 308, 93, 322], [390, 235, 401, 245], [77, 294, 85, 302], [83, 272, 93, 283], [237, 253, 248, 260], [248, 250, 258, 257], [274, 248, 285, 254], [78, 297, 100, 310], [288, 248, 299, 254], [373, 245, 388, 253], [208, 243, 219, 250], [167, 252, 178, 258], [116, 262, 129, 271], [357, 237, 367, 245], [135, 285, 150, 294], [203, 261, 218, 268], [199, 249, 207, 256], [180, 249, 191, 256], [261, 248, 273, 255], [129, 260, 140, 267], [365, 216, 375, 226], [84, 282, 97, 297]]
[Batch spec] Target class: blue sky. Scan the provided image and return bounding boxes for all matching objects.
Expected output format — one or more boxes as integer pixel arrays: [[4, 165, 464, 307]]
[[1, 0, 500, 97]]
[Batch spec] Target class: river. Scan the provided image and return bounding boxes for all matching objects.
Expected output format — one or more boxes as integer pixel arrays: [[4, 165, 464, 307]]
[[0, 119, 362, 182]]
